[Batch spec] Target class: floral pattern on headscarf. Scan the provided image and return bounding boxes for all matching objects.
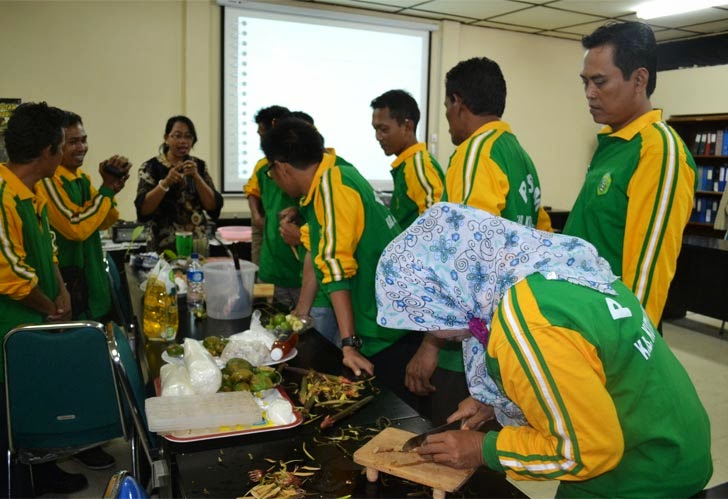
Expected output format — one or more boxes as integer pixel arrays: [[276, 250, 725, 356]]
[[375, 203, 617, 426]]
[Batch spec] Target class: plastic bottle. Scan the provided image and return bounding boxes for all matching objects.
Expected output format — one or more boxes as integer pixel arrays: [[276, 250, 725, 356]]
[[143, 277, 168, 340], [270, 332, 299, 361], [143, 276, 179, 341], [186, 252, 205, 315]]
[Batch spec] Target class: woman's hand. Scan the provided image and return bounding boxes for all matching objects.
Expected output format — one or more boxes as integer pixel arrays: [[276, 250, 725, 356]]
[[180, 159, 199, 180], [164, 164, 185, 187]]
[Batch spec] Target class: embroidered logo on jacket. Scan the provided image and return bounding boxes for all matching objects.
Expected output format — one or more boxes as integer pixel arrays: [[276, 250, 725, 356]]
[[597, 173, 612, 196]]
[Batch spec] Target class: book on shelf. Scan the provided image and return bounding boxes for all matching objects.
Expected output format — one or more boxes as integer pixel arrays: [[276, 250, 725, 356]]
[[696, 132, 707, 155], [723, 129, 728, 156], [716, 130, 724, 157]]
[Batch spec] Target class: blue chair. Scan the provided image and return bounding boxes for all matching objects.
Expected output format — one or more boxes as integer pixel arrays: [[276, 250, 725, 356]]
[[4, 321, 129, 495], [103, 470, 150, 499], [105, 322, 168, 494], [3, 320, 158, 495]]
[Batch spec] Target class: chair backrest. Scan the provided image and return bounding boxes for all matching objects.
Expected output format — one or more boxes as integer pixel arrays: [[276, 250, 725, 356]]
[[103, 470, 150, 499], [105, 253, 137, 341], [3, 321, 128, 453], [105, 323, 167, 490]]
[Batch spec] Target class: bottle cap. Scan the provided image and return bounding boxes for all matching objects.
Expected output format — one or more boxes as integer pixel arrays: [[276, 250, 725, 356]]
[[270, 347, 283, 361], [191, 252, 199, 259]]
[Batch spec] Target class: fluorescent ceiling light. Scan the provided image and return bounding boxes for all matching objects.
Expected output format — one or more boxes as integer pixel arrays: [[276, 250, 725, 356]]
[[635, 0, 722, 19]]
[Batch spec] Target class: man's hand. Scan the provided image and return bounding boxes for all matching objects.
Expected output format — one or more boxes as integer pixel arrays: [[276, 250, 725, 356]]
[[342, 346, 374, 377], [405, 339, 439, 396], [448, 397, 495, 431], [417, 430, 486, 469], [99, 154, 132, 193], [280, 220, 301, 246], [48, 288, 72, 321]]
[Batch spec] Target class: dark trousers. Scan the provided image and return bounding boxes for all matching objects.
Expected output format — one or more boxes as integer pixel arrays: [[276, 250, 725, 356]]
[[369, 332, 427, 414]]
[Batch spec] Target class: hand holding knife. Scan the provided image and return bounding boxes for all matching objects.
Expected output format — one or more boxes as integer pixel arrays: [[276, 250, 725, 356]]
[[401, 419, 462, 451]]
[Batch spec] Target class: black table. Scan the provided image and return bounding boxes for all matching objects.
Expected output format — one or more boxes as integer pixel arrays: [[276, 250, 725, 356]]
[[664, 235, 728, 325], [169, 331, 524, 498], [124, 264, 525, 498]]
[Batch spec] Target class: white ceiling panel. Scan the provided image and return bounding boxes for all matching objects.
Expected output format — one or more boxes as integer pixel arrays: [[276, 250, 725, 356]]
[[547, 0, 635, 18], [639, 7, 728, 28], [472, 20, 542, 33], [414, 0, 527, 19], [292, 0, 728, 41], [399, 7, 477, 22], [491, 5, 602, 30], [684, 18, 728, 33]]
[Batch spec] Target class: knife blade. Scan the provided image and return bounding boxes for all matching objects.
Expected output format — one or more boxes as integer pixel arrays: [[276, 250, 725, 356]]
[[401, 420, 462, 451]]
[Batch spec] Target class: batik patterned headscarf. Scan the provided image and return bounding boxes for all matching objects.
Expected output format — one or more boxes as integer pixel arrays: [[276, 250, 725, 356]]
[[375, 203, 617, 425]]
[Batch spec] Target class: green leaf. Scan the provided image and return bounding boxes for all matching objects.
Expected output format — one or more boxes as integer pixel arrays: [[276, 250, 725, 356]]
[[130, 225, 145, 243]]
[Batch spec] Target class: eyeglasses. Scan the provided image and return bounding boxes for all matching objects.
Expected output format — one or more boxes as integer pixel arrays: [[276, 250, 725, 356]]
[[169, 133, 194, 141], [265, 161, 277, 178]]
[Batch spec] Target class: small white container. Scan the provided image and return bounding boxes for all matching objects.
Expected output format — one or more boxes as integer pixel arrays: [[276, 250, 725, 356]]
[[203, 260, 257, 319]]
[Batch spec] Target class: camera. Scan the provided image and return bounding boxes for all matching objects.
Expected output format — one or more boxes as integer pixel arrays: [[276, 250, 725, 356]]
[[102, 162, 128, 178]]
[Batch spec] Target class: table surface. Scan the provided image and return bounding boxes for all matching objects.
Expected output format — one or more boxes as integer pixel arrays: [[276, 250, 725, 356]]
[[124, 264, 525, 499]]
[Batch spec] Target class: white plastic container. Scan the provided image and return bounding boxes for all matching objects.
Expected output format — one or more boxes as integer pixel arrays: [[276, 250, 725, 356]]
[[145, 391, 263, 432], [203, 260, 257, 320]]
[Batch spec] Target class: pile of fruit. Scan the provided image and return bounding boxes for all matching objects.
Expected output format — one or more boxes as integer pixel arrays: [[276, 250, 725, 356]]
[[220, 357, 282, 393], [264, 313, 308, 335]]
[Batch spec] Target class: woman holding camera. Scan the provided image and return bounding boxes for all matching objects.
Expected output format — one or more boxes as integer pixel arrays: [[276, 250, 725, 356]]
[[135, 115, 223, 252]]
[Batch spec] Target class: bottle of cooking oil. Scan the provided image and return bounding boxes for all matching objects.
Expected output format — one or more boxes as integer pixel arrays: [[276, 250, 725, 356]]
[[143, 277, 178, 341]]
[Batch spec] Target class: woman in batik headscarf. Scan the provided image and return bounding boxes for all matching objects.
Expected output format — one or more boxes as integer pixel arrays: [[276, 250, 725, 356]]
[[375, 203, 712, 498]]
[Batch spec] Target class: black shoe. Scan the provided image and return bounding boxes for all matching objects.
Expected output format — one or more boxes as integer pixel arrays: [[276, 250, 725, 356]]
[[33, 461, 88, 496], [73, 446, 116, 470]]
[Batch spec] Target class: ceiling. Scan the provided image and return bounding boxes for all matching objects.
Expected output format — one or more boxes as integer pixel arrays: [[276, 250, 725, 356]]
[[294, 0, 728, 42]]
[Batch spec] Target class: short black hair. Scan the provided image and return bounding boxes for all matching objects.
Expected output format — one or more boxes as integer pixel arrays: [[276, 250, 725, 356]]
[[4, 102, 65, 163], [63, 111, 83, 128], [582, 21, 657, 97], [370, 89, 421, 127], [254, 105, 291, 130], [445, 57, 506, 117], [260, 118, 324, 170], [290, 111, 315, 126], [163, 115, 198, 153]]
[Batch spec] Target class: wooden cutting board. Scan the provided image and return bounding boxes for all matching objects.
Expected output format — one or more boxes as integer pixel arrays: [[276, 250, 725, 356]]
[[353, 427, 476, 495]]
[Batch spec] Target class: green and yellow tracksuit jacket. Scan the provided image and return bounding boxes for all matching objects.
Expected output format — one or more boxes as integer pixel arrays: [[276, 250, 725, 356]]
[[444, 121, 552, 231], [243, 158, 301, 288], [563, 110, 697, 325], [483, 273, 712, 498], [389, 142, 444, 229], [299, 152, 407, 356], [37, 166, 118, 320], [0, 164, 60, 382]]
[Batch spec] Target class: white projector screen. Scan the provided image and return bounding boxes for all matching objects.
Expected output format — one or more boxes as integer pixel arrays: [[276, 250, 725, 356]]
[[221, 3, 433, 193]]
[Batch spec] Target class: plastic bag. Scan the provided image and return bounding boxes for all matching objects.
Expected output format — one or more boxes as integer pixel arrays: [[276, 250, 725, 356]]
[[160, 363, 195, 397], [220, 311, 277, 365], [184, 338, 222, 394]]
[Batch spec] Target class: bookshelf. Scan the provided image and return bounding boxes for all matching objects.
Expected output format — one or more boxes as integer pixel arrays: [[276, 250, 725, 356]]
[[667, 113, 728, 238]]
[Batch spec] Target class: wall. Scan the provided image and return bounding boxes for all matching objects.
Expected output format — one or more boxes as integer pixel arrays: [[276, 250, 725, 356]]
[[3, 0, 721, 221], [653, 64, 728, 117], [430, 21, 597, 211], [0, 0, 224, 220]]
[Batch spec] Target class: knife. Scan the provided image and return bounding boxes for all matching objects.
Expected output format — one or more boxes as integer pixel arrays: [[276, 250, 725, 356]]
[[401, 420, 462, 451]]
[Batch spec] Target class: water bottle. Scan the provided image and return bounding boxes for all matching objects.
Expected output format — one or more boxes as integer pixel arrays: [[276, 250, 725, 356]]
[[187, 253, 205, 315]]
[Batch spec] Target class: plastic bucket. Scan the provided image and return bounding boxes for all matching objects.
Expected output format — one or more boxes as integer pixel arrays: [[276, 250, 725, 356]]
[[203, 260, 257, 319]]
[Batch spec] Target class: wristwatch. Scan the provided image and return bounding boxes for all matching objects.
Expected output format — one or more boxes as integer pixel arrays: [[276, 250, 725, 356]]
[[341, 335, 363, 349]]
